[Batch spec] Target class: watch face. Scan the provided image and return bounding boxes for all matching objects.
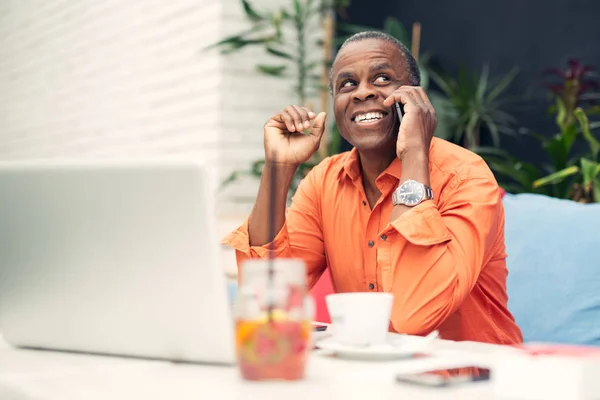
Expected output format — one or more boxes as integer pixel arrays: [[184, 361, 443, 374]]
[[398, 180, 425, 206]]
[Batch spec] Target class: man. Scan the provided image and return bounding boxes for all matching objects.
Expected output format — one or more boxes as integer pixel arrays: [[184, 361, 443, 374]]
[[223, 31, 523, 344]]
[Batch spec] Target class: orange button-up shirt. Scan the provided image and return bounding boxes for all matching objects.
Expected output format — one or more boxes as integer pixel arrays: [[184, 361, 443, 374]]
[[224, 137, 523, 344]]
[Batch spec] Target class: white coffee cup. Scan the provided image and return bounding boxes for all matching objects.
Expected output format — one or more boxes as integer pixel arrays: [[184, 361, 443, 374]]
[[325, 292, 394, 347]]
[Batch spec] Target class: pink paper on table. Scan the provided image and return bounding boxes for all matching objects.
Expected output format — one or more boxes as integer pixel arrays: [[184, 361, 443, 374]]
[[515, 343, 600, 357]]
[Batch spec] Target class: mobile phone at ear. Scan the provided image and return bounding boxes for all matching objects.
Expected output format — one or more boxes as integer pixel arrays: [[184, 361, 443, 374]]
[[395, 366, 490, 388], [395, 102, 404, 124]]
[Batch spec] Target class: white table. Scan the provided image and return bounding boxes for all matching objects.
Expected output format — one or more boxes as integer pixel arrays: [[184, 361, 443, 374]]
[[0, 333, 509, 400]]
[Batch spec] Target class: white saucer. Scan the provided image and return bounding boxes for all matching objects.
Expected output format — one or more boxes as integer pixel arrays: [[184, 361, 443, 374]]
[[316, 337, 420, 361]]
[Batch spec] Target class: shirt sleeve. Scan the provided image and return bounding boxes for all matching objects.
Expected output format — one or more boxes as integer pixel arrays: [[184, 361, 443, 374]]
[[380, 174, 504, 335], [221, 166, 327, 289]]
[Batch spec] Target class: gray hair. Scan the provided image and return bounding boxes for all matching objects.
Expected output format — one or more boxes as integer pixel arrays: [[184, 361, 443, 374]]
[[330, 31, 420, 92]]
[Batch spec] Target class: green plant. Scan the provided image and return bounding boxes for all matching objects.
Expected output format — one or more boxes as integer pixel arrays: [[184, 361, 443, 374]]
[[207, 0, 347, 200], [474, 146, 543, 195], [478, 60, 600, 202], [476, 105, 596, 198], [533, 108, 600, 202], [207, 0, 331, 105], [427, 64, 520, 150]]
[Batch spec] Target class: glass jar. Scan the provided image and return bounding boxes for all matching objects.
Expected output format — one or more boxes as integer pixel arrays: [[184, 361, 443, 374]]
[[233, 258, 313, 381]]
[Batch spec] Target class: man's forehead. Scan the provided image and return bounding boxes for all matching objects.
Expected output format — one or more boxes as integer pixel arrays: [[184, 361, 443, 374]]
[[332, 39, 403, 76]]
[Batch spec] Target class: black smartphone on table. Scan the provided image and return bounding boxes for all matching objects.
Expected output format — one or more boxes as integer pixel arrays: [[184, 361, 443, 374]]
[[395, 366, 491, 388]]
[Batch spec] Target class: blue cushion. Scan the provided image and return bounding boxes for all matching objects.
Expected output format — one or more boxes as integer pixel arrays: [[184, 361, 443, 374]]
[[504, 193, 600, 346]]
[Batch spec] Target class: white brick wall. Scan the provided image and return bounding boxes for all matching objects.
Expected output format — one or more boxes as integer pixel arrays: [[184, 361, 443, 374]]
[[0, 1, 224, 171], [0, 0, 323, 275], [0, 0, 322, 210]]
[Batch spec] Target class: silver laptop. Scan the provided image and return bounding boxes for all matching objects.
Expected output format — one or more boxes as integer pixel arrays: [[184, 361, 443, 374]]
[[0, 160, 236, 364]]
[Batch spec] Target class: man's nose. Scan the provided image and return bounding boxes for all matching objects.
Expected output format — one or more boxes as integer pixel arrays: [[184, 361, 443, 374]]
[[352, 82, 376, 102]]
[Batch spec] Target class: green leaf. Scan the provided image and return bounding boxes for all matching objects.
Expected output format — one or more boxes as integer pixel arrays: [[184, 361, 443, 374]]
[[256, 64, 287, 76], [271, 10, 284, 39], [428, 91, 458, 139], [528, 131, 548, 144], [561, 121, 578, 155], [220, 171, 241, 190], [334, 0, 352, 8], [543, 127, 576, 171], [588, 106, 600, 116], [297, 160, 317, 176], [383, 17, 409, 45], [594, 177, 600, 203], [419, 65, 430, 90], [487, 67, 518, 102], [328, 122, 342, 156], [486, 160, 534, 190], [428, 70, 456, 98], [482, 116, 500, 147], [575, 108, 600, 159], [292, 0, 302, 19], [266, 46, 294, 60], [519, 162, 544, 180], [580, 158, 600, 185], [473, 146, 513, 159], [241, 0, 265, 21], [219, 165, 262, 190], [476, 64, 489, 102], [419, 51, 433, 65], [465, 111, 479, 148], [203, 23, 271, 52], [305, 60, 322, 70], [555, 97, 567, 131], [279, 9, 291, 19], [219, 158, 266, 190], [499, 182, 527, 194], [250, 159, 265, 176], [209, 33, 278, 54], [533, 166, 580, 188], [205, 35, 248, 52]]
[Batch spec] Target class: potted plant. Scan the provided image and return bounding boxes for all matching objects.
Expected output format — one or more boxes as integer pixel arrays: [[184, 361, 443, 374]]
[[427, 64, 521, 150], [479, 59, 600, 202]]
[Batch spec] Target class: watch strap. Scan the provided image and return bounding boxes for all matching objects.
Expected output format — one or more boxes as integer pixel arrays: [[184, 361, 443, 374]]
[[424, 185, 434, 201]]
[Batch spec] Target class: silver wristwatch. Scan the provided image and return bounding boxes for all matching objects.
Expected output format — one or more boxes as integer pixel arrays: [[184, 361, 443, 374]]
[[392, 179, 434, 207]]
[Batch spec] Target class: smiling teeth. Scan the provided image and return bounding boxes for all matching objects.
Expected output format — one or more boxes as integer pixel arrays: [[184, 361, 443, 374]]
[[356, 112, 383, 122]]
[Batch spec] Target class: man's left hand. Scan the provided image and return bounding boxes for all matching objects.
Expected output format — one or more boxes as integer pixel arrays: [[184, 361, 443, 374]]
[[383, 86, 437, 160]]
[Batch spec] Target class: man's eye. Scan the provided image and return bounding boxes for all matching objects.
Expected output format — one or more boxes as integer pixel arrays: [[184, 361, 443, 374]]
[[375, 75, 390, 83], [342, 80, 355, 88]]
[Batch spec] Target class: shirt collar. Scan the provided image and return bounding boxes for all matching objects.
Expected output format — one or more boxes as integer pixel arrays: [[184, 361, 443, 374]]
[[337, 147, 402, 183]]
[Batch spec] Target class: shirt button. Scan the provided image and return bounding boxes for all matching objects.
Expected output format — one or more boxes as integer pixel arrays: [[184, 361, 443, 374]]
[[368, 240, 374, 247], [380, 234, 387, 241], [369, 283, 375, 290]]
